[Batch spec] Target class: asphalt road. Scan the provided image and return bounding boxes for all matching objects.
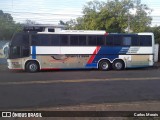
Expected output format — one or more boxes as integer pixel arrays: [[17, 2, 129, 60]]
[[0, 67, 160, 110]]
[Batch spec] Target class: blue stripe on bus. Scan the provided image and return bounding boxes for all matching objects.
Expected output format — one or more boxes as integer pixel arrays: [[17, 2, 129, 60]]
[[85, 63, 97, 68], [85, 47, 129, 67], [32, 46, 36, 59], [89, 47, 128, 63], [98, 47, 129, 54], [94, 55, 119, 62]]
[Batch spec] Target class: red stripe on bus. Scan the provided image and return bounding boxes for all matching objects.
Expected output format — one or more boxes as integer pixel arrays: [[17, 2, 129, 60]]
[[41, 68, 60, 70], [87, 46, 101, 64]]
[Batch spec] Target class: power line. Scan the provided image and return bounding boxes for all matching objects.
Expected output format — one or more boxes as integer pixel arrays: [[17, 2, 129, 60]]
[[3, 11, 160, 18], [8, 11, 83, 16]]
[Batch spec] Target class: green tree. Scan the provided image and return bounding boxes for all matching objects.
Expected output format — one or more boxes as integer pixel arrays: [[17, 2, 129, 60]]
[[0, 10, 22, 40], [145, 26, 160, 44], [24, 19, 37, 25], [130, 0, 152, 32], [63, 0, 152, 33]]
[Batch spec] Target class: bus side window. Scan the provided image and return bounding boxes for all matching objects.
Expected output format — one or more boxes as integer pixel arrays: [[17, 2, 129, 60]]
[[97, 36, 104, 45], [60, 35, 69, 46], [39, 34, 51, 46], [79, 36, 87, 46], [122, 36, 131, 46], [22, 46, 30, 57], [70, 36, 79, 46], [139, 35, 152, 46], [51, 35, 60, 46], [88, 36, 97, 46], [114, 35, 122, 46], [106, 36, 114, 46], [145, 36, 152, 46], [131, 36, 139, 46], [31, 35, 39, 46]]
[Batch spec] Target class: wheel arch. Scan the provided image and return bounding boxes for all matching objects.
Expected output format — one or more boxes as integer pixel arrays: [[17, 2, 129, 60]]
[[112, 59, 126, 68], [97, 58, 111, 69], [24, 59, 41, 71]]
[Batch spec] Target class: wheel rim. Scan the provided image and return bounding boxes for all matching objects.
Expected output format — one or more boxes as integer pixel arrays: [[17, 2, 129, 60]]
[[29, 64, 37, 72], [115, 62, 122, 70], [101, 62, 109, 70]]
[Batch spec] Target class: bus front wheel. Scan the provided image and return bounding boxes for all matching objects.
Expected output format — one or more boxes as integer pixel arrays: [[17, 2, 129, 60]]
[[112, 60, 125, 70], [26, 61, 39, 73], [99, 60, 111, 71]]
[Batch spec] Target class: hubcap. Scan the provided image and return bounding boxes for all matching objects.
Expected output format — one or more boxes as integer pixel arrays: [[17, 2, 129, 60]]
[[115, 62, 122, 69], [102, 62, 108, 70], [29, 64, 37, 72]]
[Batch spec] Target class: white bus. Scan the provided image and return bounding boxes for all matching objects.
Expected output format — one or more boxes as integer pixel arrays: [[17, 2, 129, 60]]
[[3, 30, 156, 72]]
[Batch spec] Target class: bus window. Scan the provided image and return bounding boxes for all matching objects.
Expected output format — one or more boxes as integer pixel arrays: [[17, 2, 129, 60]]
[[22, 34, 29, 46], [131, 35, 139, 46], [88, 36, 97, 46], [12, 33, 29, 46], [31, 35, 40, 46], [51, 35, 60, 46], [97, 36, 104, 45], [114, 35, 122, 46], [60, 35, 69, 46], [139, 35, 152, 46], [10, 46, 21, 58], [145, 36, 152, 46], [106, 35, 114, 46], [48, 29, 55, 32], [22, 46, 30, 57], [79, 36, 86, 46], [70, 36, 79, 46], [39, 34, 51, 46], [122, 36, 131, 46]]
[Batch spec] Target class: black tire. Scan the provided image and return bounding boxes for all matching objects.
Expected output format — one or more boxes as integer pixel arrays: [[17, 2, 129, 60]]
[[26, 61, 39, 73], [112, 60, 125, 70], [99, 60, 111, 71]]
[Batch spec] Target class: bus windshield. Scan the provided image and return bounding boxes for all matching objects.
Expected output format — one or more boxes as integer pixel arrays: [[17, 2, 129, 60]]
[[8, 33, 30, 59]]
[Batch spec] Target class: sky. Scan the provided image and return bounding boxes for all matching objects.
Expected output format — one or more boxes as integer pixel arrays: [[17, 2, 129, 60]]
[[0, 0, 160, 26]]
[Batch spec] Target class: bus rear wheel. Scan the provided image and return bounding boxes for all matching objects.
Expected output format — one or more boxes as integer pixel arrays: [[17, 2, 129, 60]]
[[99, 60, 111, 71], [112, 60, 125, 70], [26, 61, 39, 73]]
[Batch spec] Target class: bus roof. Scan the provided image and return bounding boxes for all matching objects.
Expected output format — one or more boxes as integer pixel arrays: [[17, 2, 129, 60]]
[[37, 30, 107, 35], [36, 31, 153, 36]]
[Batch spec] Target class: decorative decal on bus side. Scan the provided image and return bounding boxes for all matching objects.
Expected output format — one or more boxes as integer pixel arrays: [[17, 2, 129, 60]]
[[51, 55, 68, 60], [87, 46, 101, 64]]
